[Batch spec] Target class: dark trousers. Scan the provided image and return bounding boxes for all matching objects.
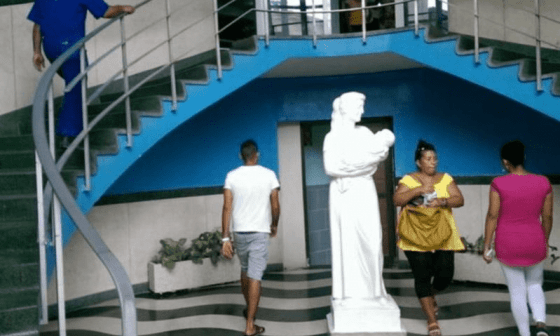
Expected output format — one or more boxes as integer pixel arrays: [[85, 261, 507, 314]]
[[44, 40, 85, 137], [404, 250, 455, 298]]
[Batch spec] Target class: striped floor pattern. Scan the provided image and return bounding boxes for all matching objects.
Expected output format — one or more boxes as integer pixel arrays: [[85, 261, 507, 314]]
[[40, 268, 560, 335]]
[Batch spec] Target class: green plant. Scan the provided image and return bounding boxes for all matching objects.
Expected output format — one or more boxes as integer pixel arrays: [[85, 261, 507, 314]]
[[152, 238, 188, 270], [153, 231, 224, 270]]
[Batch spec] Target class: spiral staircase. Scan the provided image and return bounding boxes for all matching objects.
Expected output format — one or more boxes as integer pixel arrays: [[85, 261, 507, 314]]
[[1, 4, 560, 335]]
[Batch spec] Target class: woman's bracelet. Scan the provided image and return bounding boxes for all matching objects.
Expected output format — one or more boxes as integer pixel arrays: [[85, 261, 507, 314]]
[[221, 237, 230, 242]]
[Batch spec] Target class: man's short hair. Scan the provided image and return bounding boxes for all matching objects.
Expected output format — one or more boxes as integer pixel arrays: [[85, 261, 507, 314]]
[[240, 139, 258, 162]]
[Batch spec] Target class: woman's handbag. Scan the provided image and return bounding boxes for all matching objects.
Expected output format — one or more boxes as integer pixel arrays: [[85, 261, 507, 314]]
[[398, 206, 452, 250]]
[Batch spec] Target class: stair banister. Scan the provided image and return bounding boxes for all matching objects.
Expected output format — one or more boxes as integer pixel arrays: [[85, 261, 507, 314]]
[[473, 0, 479, 64], [534, 0, 542, 92], [32, 7, 143, 336], [165, 0, 178, 112]]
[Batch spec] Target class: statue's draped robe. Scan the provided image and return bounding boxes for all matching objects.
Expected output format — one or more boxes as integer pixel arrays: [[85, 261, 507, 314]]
[[323, 126, 393, 300]]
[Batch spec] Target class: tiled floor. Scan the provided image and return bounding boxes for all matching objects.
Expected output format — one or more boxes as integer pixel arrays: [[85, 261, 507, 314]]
[[40, 268, 560, 335]]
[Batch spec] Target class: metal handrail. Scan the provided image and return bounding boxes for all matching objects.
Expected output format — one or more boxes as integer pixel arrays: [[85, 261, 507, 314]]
[[32, 0, 557, 334]]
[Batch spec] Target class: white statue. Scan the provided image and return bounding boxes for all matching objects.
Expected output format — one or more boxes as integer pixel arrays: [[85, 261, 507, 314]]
[[324, 92, 405, 334]]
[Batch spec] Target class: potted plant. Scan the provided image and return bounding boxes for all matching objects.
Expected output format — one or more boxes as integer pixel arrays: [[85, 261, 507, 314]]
[[148, 230, 240, 294]]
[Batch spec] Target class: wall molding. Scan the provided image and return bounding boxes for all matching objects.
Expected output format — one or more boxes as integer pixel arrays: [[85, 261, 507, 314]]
[[0, 0, 31, 6], [96, 174, 560, 206], [95, 186, 224, 206]]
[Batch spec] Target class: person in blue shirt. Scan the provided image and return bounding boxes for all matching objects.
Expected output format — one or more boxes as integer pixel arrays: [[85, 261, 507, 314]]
[[29, 0, 135, 146]]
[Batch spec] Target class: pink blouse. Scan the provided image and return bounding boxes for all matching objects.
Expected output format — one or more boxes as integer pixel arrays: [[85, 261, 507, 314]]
[[492, 174, 552, 267]]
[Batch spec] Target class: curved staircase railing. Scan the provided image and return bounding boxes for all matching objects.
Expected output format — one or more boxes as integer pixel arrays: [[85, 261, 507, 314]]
[[31, 0, 558, 335], [32, 0, 225, 334]]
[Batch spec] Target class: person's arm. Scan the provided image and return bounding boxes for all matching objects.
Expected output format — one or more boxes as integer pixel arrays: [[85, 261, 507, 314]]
[[483, 189, 500, 263], [270, 188, 280, 237], [542, 192, 553, 242], [32, 23, 45, 71], [393, 181, 434, 207], [220, 189, 234, 259], [103, 5, 135, 18]]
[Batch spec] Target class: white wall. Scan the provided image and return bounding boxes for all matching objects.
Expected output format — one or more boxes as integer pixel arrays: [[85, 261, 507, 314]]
[[49, 180, 559, 302], [0, 0, 216, 117], [448, 0, 560, 49]]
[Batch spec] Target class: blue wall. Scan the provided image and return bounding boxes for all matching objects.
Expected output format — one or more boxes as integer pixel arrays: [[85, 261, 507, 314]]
[[107, 68, 560, 195]]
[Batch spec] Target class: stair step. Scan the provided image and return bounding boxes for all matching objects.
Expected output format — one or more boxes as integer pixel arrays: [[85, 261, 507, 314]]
[[88, 95, 163, 118], [0, 288, 39, 335], [0, 221, 37, 250], [176, 65, 210, 84], [489, 48, 526, 67], [87, 109, 141, 133], [0, 150, 92, 172], [0, 170, 79, 197], [519, 59, 560, 81], [99, 79, 185, 103], [0, 249, 39, 289], [425, 25, 458, 43], [0, 136, 34, 152], [0, 196, 37, 222], [0, 330, 39, 336], [231, 36, 258, 54]]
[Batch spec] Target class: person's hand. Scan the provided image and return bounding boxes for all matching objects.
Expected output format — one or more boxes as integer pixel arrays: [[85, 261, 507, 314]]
[[33, 52, 45, 71], [123, 5, 135, 14], [482, 247, 493, 264], [270, 225, 278, 238], [221, 241, 233, 260], [427, 198, 447, 208]]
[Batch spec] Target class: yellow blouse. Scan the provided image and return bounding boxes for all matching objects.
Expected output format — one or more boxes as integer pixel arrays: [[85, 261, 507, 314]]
[[396, 173, 465, 252]]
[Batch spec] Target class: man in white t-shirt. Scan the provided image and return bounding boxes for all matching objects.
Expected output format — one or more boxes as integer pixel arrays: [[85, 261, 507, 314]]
[[221, 139, 280, 336]]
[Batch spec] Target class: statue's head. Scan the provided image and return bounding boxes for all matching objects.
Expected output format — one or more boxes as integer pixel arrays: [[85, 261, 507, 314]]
[[338, 91, 366, 124]]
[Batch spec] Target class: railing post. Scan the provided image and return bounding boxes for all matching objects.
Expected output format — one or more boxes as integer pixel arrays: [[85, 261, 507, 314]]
[[212, 0, 223, 79], [120, 17, 134, 147], [48, 81, 55, 156], [534, 0, 542, 91], [264, 0, 270, 46], [361, 0, 367, 43], [35, 150, 48, 326], [80, 47, 91, 191], [312, 0, 317, 47], [473, 0, 480, 63], [414, 0, 419, 36], [165, 0, 178, 111], [53, 196, 66, 336]]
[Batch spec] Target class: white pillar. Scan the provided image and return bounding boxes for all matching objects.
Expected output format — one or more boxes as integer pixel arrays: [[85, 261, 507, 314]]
[[277, 123, 308, 269]]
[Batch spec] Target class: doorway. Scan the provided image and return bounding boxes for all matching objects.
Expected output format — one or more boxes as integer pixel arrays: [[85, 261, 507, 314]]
[[301, 117, 397, 267]]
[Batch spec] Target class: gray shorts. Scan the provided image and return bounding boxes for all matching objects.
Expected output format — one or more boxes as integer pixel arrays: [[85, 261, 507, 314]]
[[234, 232, 269, 281]]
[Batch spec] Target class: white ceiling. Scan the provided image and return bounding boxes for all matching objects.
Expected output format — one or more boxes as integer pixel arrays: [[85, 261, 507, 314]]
[[261, 52, 425, 78]]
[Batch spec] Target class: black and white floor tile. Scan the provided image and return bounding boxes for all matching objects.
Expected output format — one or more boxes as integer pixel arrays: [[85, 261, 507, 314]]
[[40, 268, 560, 335]]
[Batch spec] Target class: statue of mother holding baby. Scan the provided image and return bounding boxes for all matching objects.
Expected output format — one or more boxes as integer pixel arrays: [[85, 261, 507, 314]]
[[323, 92, 405, 334]]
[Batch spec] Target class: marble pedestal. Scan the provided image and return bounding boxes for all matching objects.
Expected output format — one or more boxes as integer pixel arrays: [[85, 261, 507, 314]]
[[327, 296, 406, 335]]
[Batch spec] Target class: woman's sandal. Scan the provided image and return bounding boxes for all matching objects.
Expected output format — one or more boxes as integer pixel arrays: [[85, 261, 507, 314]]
[[243, 324, 265, 336], [428, 322, 441, 336]]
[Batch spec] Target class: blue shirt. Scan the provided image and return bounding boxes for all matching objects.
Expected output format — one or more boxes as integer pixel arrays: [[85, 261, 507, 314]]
[[28, 0, 109, 47]]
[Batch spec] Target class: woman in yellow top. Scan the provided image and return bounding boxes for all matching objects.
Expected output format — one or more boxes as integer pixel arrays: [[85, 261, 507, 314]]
[[393, 140, 465, 336]]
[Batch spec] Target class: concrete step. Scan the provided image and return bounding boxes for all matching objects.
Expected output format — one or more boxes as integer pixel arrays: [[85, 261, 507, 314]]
[[0, 287, 39, 335], [0, 249, 39, 289]]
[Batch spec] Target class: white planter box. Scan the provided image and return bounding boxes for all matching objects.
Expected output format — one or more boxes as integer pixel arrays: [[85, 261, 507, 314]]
[[148, 257, 241, 294], [454, 253, 506, 285]]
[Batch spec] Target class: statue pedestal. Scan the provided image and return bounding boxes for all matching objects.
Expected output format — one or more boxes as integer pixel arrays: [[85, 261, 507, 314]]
[[327, 296, 406, 335]]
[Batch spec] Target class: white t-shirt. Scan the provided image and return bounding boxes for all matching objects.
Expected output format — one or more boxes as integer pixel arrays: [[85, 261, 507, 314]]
[[224, 165, 280, 233]]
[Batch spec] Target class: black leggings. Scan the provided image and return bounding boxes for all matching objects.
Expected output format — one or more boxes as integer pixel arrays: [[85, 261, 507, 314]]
[[404, 250, 455, 299]]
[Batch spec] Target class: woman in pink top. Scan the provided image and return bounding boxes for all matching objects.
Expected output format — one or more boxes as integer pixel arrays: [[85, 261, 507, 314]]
[[483, 140, 553, 336]]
